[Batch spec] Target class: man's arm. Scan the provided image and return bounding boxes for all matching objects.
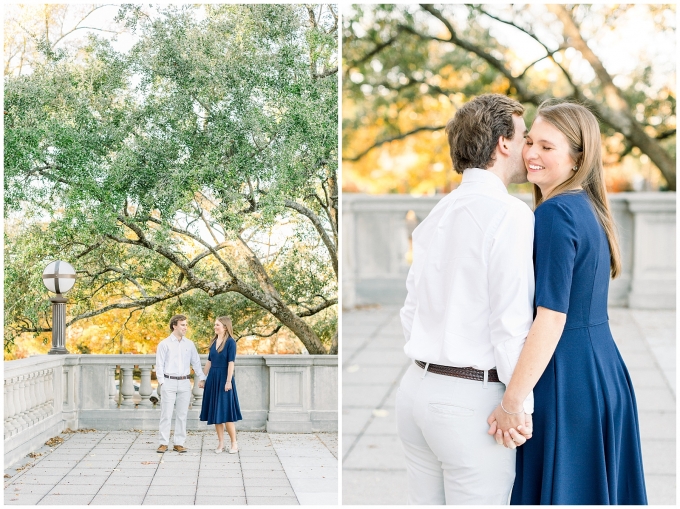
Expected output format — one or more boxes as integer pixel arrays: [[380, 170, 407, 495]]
[[400, 265, 417, 342], [487, 205, 535, 414], [190, 342, 206, 382], [155, 341, 166, 384]]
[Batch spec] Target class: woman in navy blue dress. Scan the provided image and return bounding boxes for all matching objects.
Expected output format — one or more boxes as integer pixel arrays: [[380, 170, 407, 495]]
[[200, 315, 242, 453], [487, 101, 647, 504]]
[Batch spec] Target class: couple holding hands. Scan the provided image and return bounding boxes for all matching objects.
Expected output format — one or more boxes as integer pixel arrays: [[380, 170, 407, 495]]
[[155, 315, 242, 455], [397, 95, 647, 504]]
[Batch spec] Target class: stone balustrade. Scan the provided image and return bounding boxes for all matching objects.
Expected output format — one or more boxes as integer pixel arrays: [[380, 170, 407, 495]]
[[343, 192, 675, 309], [4, 354, 337, 468]]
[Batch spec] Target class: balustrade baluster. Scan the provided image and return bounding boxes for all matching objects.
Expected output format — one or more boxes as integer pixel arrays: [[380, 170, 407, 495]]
[[45, 369, 54, 416], [14, 375, 29, 431], [5, 379, 16, 438], [120, 366, 135, 407], [27, 372, 39, 424], [191, 375, 204, 409], [139, 366, 153, 408], [109, 366, 118, 408], [37, 370, 48, 420]]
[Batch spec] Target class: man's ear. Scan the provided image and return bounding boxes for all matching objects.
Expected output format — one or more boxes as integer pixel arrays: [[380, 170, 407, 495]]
[[496, 136, 511, 157]]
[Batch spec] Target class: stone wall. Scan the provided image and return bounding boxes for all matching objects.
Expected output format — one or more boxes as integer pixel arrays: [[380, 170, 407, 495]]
[[343, 193, 676, 309], [4, 354, 337, 468]]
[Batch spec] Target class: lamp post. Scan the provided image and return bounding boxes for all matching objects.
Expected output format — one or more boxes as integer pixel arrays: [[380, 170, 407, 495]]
[[42, 261, 77, 355]]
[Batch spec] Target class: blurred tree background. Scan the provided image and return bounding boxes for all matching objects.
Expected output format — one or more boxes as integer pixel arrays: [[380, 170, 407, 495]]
[[343, 4, 675, 195], [5, 4, 338, 359]]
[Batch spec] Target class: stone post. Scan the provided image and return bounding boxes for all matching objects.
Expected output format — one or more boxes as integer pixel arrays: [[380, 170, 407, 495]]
[[48, 296, 69, 354]]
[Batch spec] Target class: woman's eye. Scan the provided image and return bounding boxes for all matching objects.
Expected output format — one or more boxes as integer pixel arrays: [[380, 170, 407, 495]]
[[542, 147, 552, 151]]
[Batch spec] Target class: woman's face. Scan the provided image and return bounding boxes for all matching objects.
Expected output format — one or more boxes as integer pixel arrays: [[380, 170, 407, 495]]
[[214, 320, 226, 336], [523, 116, 577, 194]]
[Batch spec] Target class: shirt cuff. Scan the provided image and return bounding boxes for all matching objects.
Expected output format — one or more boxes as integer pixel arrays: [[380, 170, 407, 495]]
[[522, 390, 534, 414]]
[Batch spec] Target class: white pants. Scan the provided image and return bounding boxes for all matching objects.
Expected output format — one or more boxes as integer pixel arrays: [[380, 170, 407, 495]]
[[158, 378, 192, 446], [396, 363, 515, 505]]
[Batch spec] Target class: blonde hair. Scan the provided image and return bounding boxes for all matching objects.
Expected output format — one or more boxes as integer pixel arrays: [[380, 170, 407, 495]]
[[532, 100, 621, 278], [210, 315, 234, 353]]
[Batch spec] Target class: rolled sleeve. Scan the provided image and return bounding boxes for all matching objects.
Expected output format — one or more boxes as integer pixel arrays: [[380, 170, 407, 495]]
[[488, 204, 535, 414]]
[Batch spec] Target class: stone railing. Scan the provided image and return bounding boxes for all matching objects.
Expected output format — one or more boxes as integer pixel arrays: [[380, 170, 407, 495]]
[[343, 192, 676, 309], [4, 354, 337, 468]]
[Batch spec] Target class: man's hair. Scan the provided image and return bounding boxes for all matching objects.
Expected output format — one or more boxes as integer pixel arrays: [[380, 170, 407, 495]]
[[445, 94, 525, 174], [169, 314, 187, 332]]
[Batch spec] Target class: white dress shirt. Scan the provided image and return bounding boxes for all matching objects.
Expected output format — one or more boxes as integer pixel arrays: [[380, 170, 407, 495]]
[[400, 168, 535, 413], [155, 334, 206, 383]]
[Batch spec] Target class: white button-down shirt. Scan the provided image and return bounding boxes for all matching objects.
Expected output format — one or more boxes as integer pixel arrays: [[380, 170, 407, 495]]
[[155, 334, 206, 383], [400, 168, 535, 413]]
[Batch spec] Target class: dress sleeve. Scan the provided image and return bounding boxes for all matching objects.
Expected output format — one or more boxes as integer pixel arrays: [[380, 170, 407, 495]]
[[534, 199, 577, 314], [227, 338, 236, 363]]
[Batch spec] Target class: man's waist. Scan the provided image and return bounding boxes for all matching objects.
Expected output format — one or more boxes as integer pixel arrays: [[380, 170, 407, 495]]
[[414, 360, 500, 382], [163, 374, 191, 380]]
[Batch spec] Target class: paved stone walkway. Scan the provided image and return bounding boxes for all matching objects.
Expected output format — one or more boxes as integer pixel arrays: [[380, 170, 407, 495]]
[[5, 430, 337, 505], [342, 306, 675, 505]]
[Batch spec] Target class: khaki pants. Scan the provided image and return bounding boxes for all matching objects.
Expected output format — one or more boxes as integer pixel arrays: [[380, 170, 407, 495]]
[[158, 378, 192, 447], [396, 363, 515, 505]]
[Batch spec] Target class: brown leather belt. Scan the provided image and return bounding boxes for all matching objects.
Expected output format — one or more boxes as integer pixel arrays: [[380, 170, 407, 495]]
[[164, 374, 190, 380], [415, 360, 500, 382]]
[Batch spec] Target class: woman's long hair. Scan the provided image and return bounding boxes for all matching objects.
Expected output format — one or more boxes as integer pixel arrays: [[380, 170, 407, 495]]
[[210, 315, 235, 353], [531, 100, 622, 278]]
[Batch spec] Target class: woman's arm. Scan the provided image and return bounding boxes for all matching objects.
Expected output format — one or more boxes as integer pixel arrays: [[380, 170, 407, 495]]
[[225, 361, 234, 391], [488, 306, 567, 437], [203, 360, 211, 376]]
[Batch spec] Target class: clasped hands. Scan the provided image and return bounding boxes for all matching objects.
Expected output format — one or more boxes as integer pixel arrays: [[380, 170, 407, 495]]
[[487, 402, 533, 449]]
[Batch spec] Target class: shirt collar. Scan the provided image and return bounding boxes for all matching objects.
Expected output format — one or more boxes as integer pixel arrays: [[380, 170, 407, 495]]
[[460, 168, 508, 194], [168, 334, 184, 343]]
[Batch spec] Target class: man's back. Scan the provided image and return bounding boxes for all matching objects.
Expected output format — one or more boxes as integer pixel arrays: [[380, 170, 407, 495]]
[[401, 168, 534, 377]]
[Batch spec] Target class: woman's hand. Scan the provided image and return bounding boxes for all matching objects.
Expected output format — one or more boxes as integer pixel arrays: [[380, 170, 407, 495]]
[[487, 402, 527, 447], [225, 380, 232, 392]]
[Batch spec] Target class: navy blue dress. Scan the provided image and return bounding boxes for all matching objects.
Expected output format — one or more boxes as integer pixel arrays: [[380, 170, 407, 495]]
[[511, 192, 647, 505], [199, 337, 242, 425]]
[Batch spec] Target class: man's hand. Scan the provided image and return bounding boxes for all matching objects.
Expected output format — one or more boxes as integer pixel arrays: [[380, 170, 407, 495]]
[[487, 402, 529, 447], [198, 380, 205, 389]]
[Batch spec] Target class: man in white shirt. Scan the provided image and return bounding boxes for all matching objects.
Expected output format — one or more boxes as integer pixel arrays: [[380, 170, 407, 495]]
[[397, 94, 534, 504], [156, 314, 206, 453]]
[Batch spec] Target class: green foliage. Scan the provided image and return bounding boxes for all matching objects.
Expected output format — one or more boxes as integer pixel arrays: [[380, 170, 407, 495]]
[[5, 4, 338, 355]]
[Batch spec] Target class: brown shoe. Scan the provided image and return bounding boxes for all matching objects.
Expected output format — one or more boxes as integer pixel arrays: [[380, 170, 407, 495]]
[[173, 445, 187, 453], [157, 445, 168, 453]]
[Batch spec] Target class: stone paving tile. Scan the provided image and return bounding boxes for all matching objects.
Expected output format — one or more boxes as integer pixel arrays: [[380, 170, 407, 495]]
[[150, 477, 198, 486], [193, 496, 247, 505], [146, 485, 198, 496], [5, 430, 337, 505], [38, 494, 96, 505], [48, 484, 101, 495], [5, 493, 46, 505], [58, 475, 109, 485], [91, 494, 146, 505], [142, 495, 197, 505], [246, 496, 299, 505], [243, 478, 293, 487], [97, 484, 149, 495], [246, 486, 296, 497]]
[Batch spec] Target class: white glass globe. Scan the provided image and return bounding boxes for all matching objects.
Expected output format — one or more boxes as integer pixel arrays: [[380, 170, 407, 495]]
[[42, 261, 76, 294]]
